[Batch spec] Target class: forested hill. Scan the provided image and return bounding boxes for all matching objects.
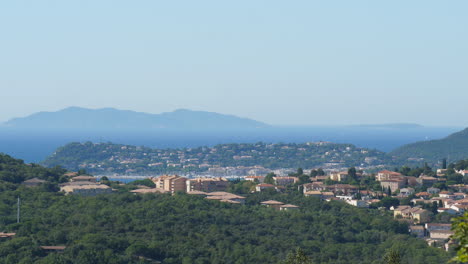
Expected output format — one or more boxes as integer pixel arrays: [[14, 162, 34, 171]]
[[0, 153, 451, 263], [0, 153, 67, 185], [390, 127, 468, 164], [42, 142, 394, 174], [0, 187, 450, 262]]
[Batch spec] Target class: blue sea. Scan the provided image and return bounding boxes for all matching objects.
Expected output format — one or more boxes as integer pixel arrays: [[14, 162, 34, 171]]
[[0, 126, 461, 163]]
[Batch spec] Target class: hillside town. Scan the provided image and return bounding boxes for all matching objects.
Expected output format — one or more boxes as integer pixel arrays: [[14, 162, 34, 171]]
[[43, 142, 396, 176], [32, 164, 468, 253]]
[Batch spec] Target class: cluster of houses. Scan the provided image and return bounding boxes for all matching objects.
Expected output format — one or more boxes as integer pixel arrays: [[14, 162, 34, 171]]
[[59, 174, 113, 196], [409, 223, 455, 250], [22, 173, 114, 196]]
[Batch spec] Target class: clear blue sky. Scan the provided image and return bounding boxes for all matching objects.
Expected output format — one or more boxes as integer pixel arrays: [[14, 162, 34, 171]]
[[1, 1, 467, 126]]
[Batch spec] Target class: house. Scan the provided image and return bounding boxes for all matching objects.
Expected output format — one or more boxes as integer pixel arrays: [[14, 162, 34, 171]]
[[279, 204, 300, 211], [416, 176, 438, 186], [411, 198, 435, 205], [60, 184, 113, 196], [302, 182, 325, 193], [0, 233, 15, 239], [457, 170, 468, 177], [325, 184, 358, 195], [312, 176, 329, 182], [436, 169, 448, 175], [415, 192, 431, 199], [22, 178, 47, 187], [40, 246, 66, 253], [205, 192, 245, 204], [346, 200, 369, 208], [64, 172, 78, 177], [130, 188, 169, 194], [427, 187, 440, 194], [321, 192, 335, 200], [376, 170, 402, 181], [245, 176, 265, 183], [437, 208, 457, 215], [429, 230, 454, 240], [399, 188, 415, 196], [261, 200, 284, 210], [186, 177, 229, 192], [273, 176, 299, 186], [71, 176, 96, 182], [409, 226, 425, 238], [152, 175, 187, 193], [380, 179, 406, 193], [329, 171, 348, 182], [186, 190, 208, 196], [255, 183, 276, 192], [393, 206, 431, 223], [450, 204, 468, 214], [425, 223, 452, 232], [304, 191, 322, 198], [439, 191, 455, 199]]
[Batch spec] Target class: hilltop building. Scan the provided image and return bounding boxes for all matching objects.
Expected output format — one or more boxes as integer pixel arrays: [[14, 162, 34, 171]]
[[186, 177, 229, 192], [152, 175, 187, 194]]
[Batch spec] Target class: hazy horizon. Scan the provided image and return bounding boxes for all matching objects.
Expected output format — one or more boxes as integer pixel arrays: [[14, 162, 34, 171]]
[[1, 1, 467, 126], [0, 106, 464, 128]]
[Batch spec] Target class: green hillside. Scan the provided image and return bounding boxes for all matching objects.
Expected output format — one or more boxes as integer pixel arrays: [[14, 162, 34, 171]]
[[0, 153, 451, 263], [391, 127, 468, 165]]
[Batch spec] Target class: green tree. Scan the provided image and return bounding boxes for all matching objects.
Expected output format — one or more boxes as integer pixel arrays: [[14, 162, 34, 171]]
[[348, 167, 357, 180], [283, 248, 313, 264], [383, 249, 401, 264], [452, 212, 468, 263], [296, 168, 304, 176], [264, 173, 275, 185]]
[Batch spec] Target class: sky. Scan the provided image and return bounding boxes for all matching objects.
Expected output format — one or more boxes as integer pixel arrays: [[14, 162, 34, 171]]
[[0, 1, 467, 126]]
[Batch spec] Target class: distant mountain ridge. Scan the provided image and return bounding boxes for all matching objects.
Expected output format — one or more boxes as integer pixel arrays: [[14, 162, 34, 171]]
[[390, 127, 468, 164], [2, 107, 269, 131]]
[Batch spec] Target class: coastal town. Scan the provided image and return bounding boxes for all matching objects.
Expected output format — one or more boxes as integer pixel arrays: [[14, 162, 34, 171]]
[[24, 164, 467, 253]]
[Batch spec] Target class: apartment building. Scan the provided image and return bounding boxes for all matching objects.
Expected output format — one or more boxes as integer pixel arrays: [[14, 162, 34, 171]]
[[152, 175, 187, 193], [186, 177, 229, 192]]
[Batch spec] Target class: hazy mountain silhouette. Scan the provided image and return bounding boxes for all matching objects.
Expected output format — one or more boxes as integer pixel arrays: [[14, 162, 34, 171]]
[[2, 107, 269, 131]]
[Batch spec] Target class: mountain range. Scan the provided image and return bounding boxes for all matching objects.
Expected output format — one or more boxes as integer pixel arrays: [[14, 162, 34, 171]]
[[1, 107, 269, 131]]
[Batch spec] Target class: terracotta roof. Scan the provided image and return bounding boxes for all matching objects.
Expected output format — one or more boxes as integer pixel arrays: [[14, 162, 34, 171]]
[[187, 191, 207, 195], [23, 178, 46, 183], [416, 192, 430, 196], [426, 223, 451, 227], [261, 200, 285, 205], [280, 204, 299, 208], [41, 246, 66, 250], [130, 188, 168, 194], [378, 170, 401, 175], [304, 191, 322, 195], [221, 199, 241, 204], [0, 233, 16, 238], [257, 183, 275, 187]]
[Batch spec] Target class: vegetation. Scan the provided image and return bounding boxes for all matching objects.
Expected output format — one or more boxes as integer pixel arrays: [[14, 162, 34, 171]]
[[390, 127, 468, 165], [451, 212, 468, 263], [41, 142, 393, 175], [0, 153, 452, 263]]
